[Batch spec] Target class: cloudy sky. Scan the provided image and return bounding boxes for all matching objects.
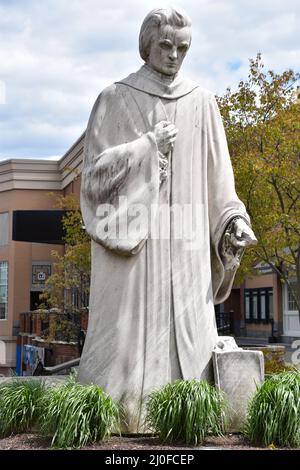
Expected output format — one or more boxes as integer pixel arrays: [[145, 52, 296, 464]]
[[0, 0, 299, 160]]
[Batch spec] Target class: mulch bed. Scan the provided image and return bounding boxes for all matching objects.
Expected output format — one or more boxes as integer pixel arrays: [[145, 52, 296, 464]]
[[0, 434, 293, 450]]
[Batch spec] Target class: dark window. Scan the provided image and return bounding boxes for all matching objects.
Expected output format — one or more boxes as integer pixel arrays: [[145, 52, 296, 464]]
[[30, 291, 43, 311], [244, 288, 273, 323]]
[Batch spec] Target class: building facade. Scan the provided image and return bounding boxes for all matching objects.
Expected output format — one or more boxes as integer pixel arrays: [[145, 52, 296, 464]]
[[0, 134, 84, 375]]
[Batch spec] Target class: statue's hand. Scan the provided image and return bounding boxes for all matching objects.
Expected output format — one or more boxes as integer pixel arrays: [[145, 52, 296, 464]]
[[221, 217, 257, 271], [229, 218, 257, 249], [153, 121, 178, 155]]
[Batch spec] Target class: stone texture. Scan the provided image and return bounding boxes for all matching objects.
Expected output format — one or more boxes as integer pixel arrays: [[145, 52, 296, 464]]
[[213, 349, 264, 431]]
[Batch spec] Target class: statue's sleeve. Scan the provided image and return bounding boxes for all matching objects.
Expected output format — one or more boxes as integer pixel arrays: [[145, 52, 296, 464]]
[[81, 85, 160, 255], [206, 93, 250, 304]]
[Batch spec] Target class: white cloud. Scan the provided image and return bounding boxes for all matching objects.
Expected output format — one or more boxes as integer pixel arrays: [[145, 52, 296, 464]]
[[0, 0, 299, 159]]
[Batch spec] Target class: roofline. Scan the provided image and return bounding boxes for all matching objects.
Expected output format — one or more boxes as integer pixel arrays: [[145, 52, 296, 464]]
[[0, 158, 60, 166], [0, 130, 86, 192], [59, 131, 86, 165]]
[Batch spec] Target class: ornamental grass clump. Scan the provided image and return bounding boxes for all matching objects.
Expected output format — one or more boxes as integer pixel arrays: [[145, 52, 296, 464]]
[[40, 379, 120, 449], [245, 371, 300, 448], [0, 379, 46, 437], [145, 379, 227, 446]]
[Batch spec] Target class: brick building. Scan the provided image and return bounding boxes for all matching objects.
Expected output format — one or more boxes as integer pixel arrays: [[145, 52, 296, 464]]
[[0, 134, 84, 375]]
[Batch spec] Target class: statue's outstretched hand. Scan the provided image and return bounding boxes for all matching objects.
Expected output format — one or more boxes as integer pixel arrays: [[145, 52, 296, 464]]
[[229, 218, 257, 248], [221, 217, 257, 271]]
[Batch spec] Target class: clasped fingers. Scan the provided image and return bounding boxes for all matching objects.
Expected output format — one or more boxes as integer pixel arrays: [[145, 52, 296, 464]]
[[154, 120, 179, 155]]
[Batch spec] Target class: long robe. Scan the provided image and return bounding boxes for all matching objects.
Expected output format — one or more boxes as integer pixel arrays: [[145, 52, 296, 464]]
[[78, 65, 250, 432]]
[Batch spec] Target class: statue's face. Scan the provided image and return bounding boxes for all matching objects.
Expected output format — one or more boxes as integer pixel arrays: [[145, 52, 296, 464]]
[[147, 25, 191, 76]]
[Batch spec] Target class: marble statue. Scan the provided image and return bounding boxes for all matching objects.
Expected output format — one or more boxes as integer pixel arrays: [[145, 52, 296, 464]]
[[78, 7, 257, 432]]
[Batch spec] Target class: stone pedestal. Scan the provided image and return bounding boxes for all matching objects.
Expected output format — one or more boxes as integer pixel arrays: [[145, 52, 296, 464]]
[[213, 348, 264, 431]]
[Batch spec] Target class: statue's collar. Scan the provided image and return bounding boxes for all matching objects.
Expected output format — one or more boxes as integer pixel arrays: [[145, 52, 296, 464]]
[[116, 64, 199, 100]]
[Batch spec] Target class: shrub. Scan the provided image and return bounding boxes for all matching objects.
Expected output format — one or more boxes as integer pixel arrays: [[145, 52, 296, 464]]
[[0, 379, 46, 437], [264, 359, 297, 376], [40, 378, 120, 448], [245, 371, 300, 447], [145, 379, 226, 446]]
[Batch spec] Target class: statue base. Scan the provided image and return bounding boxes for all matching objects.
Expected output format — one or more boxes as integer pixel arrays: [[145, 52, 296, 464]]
[[212, 338, 264, 432]]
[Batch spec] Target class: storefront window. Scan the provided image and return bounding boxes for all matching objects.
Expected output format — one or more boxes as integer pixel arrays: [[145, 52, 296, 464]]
[[288, 282, 298, 311], [252, 290, 258, 320], [244, 287, 273, 323], [0, 213, 8, 246], [260, 290, 266, 320], [0, 261, 8, 320], [245, 291, 250, 320]]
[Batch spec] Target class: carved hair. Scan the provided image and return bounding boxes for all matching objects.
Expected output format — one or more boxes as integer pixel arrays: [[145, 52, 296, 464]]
[[139, 7, 192, 61]]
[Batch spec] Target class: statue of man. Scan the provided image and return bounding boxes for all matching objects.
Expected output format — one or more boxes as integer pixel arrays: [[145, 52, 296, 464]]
[[79, 7, 256, 432]]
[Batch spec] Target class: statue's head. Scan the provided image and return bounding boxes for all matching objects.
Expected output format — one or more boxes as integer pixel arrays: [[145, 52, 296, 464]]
[[139, 7, 192, 76]]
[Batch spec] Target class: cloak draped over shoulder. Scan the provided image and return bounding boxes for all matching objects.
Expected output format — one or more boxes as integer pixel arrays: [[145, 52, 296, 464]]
[[78, 65, 250, 432]]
